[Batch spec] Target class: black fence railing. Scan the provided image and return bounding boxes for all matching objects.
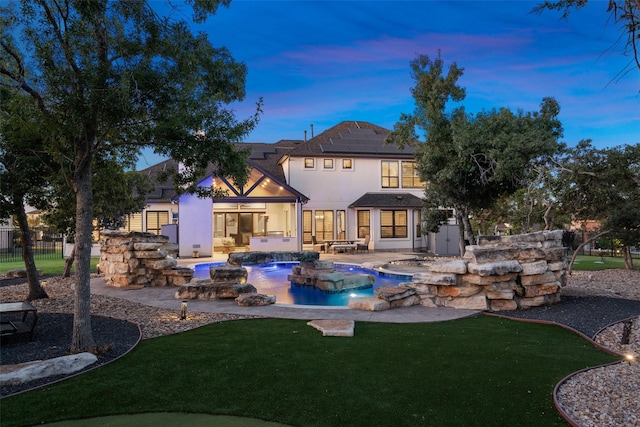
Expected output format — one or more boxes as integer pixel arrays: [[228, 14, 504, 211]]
[[0, 228, 64, 263]]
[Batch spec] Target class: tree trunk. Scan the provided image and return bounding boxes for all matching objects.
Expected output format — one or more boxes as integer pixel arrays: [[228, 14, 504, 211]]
[[461, 208, 476, 246], [456, 211, 466, 256], [70, 149, 96, 354], [14, 198, 49, 301], [622, 246, 634, 270], [63, 245, 75, 278]]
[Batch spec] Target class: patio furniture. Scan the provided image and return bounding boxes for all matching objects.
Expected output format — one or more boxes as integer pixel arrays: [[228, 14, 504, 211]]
[[357, 235, 370, 252], [0, 301, 38, 341], [311, 236, 327, 252]]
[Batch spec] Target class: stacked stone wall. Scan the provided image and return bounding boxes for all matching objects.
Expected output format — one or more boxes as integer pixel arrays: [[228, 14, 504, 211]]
[[100, 230, 192, 288], [405, 230, 566, 311]]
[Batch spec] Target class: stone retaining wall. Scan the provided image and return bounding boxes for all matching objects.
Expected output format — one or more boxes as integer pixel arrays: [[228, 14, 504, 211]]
[[405, 230, 567, 311], [100, 230, 192, 287]]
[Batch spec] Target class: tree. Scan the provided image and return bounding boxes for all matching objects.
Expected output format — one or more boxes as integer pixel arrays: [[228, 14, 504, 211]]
[[387, 53, 564, 254], [533, 0, 640, 82], [556, 141, 640, 270], [43, 154, 153, 277], [1, 0, 261, 353], [0, 89, 51, 300]]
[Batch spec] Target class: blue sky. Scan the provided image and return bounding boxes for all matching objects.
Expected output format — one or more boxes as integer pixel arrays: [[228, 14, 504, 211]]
[[139, 0, 639, 167]]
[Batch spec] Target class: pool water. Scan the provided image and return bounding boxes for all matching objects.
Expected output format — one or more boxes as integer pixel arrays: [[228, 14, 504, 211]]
[[192, 262, 412, 306]]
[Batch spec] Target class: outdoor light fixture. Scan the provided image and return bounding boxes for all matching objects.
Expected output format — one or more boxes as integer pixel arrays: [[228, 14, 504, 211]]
[[179, 300, 188, 320], [625, 353, 636, 362]]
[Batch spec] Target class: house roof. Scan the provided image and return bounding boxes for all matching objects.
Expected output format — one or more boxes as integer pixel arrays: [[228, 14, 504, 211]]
[[139, 142, 307, 204], [138, 158, 179, 203], [349, 192, 423, 208], [284, 121, 418, 158]]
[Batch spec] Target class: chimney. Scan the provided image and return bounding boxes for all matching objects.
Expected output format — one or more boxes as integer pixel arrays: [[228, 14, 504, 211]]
[[310, 123, 314, 138], [304, 130, 307, 142]]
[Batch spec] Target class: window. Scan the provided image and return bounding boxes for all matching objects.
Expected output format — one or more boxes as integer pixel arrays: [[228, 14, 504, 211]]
[[357, 210, 370, 238], [342, 159, 353, 170], [380, 210, 407, 238], [402, 161, 425, 188], [315, 210, 334, 241], [304, 158, 315, 169], [303, 210, 313, 244], [415, 210, 422, 238], [146, 211, 169, 235], [323, 159, 334, 169], [123, 213, 143, 232], [381, 161, 399, 188]]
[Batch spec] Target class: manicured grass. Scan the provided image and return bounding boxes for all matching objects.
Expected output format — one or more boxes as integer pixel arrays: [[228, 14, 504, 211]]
[[0, 258, 100, 276], [2, 316, 618, 427], [571, 254, 637, 271]]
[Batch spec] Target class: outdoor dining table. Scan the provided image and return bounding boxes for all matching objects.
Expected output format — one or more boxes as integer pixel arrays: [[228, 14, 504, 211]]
[[325, 240, 357, 253], [0, 301, 38, 341]]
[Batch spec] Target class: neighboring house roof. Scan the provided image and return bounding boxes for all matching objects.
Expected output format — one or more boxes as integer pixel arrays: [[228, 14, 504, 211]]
[[284, 121, 418, 158], [349, 192, 423, 208]]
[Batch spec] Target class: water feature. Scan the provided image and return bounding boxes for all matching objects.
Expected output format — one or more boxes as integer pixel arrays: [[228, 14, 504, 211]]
[[192, 262, 412, 306]]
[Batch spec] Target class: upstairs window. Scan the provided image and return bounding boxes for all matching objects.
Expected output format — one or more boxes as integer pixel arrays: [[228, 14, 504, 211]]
[[304, 158, 315, 169], [323, 159, 334, 169], [342, 159, 353, 170], [401, 161, 425, 188], [381, 160, 399, 188]]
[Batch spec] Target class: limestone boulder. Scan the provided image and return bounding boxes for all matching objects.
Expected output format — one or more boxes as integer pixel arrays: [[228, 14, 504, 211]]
[[375, 286, 416, 301], [463, 246, 514, 263], [210, 266, 248, 284], [467, 261, 522, 277], [0, 353, 98, 386], [523, 282, 559, 297], [133, 242, 163, 251], [437, 293, 487, 310], [348, 297, 390, 311], [175, 282, 257, 300], [520, 260, 548, 276], [307, 320, 355, 337], [235, 293, 276, 306], [389, 295, 421, 308], [490, 299, 518, 311], [520, 271, 556, 287], [437, 285, 482, 298], [412, 272, 459, 286], [429, 260, 468, 274]]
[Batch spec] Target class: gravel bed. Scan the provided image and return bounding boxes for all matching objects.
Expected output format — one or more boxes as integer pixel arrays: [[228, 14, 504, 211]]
[[1, 269, 639, 427]]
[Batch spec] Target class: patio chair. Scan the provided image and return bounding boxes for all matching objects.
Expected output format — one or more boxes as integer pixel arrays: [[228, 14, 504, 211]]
[[311, 235, 326, 252], [356, 235, 370, 252]]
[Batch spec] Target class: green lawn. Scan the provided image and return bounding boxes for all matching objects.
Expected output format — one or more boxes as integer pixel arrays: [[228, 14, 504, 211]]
[[571, 254, 637, 271], [0, 257, 100, 276], [1, 316, 618, 427]]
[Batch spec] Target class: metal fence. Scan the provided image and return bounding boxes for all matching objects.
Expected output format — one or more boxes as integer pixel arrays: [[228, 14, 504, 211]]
[[0, 228, 63, 263]]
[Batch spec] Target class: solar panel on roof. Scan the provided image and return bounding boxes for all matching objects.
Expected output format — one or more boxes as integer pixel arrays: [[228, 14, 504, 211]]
[[347, 128, 377, 134]]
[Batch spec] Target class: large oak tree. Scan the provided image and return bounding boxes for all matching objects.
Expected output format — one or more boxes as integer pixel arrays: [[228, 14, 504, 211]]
[[387, 53, 564, 254], [1, 0, 260, 353]]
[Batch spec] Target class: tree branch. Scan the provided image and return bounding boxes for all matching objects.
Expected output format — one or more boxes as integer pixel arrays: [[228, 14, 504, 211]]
[[567, 229, 612, 275]]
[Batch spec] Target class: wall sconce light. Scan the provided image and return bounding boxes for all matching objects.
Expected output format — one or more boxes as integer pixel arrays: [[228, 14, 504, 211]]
[[179, 300, 188, 320]]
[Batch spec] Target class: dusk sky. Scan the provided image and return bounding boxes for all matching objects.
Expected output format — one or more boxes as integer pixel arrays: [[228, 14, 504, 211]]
[[139, 0, 639, 167]]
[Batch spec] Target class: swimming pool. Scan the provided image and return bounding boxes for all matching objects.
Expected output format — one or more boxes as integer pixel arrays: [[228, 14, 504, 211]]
[[192, 262, 413, 306]]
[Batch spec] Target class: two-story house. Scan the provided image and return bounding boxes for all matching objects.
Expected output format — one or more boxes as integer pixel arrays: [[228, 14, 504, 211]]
[[135, 121, 459, 257]]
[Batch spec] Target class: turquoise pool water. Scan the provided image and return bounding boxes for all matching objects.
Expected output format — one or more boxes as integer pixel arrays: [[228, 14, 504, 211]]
[[192, 262, 412, 306]]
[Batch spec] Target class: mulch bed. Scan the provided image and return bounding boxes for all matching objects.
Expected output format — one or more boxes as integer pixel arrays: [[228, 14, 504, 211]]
[[1, 313, 140, 398]]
